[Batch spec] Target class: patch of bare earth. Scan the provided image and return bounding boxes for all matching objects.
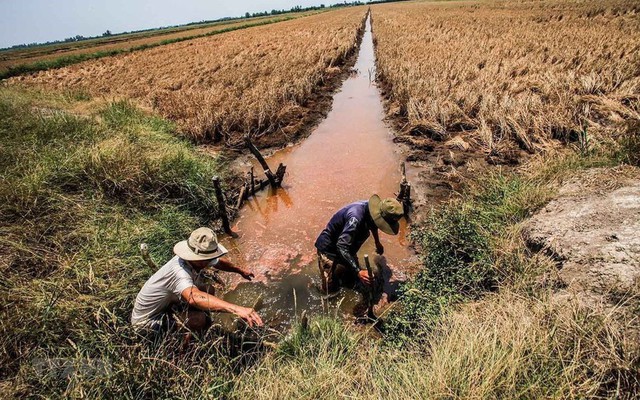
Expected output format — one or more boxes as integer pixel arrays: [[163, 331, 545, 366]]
[[524, 166, 640, 308]]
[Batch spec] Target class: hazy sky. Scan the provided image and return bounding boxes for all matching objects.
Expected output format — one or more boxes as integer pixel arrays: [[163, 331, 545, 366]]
[[0, 0, 334, 48]]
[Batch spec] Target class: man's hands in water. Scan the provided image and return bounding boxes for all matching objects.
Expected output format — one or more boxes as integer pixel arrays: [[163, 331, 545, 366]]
[[233, 305, 263, 327], [240, 269, 255, 281]]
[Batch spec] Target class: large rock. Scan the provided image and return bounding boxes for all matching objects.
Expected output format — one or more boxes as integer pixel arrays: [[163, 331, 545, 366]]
[[524, 166, 640, 300]]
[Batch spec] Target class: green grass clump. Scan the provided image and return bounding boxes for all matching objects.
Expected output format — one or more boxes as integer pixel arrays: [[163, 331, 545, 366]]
[[277, 318, 356, 362], [384, 172, 551, 342], [0, 87, 233, 397]]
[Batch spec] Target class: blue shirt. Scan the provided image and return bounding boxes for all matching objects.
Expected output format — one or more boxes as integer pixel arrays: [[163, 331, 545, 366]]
[[315, 201, 373, 262]]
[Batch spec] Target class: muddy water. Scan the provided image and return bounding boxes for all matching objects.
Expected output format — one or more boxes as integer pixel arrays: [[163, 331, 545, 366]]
[[217, 15, 420, 330]]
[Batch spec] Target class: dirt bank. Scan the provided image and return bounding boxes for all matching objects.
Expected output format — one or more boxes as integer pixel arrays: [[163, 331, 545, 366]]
[[246, 19, 365, 151], [372, 48, 529, 208], [524, 165, 640, 307]]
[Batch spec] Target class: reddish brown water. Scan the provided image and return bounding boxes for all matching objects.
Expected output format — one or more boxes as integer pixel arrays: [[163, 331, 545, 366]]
[[218, 15, 420, 329]]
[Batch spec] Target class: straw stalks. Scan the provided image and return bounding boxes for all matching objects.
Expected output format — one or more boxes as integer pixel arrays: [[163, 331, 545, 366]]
[[372, 0, 640, 155], [12, 8, 368, 146]]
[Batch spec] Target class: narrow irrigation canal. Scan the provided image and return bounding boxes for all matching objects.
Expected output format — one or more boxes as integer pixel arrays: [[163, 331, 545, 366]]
[[219, 14, 419, 329]]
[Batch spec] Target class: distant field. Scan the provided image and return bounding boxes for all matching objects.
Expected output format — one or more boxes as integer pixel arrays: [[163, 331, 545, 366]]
[[13, 8, 367, 145], [0, 11, 322, 78], [372, 0, 640, 155]]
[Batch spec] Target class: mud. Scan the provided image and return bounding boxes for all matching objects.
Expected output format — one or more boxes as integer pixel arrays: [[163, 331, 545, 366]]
[[213, 14, 423, 331], [524, 166, 640, 307]]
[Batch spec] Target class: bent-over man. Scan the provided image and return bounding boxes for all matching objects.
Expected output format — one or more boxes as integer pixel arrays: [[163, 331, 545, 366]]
[[131, 227, 263, 333], [315, 194, 404, 293]]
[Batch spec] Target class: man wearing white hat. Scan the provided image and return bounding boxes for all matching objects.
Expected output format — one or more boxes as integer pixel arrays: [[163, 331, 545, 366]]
[[131, 227, 263, 332]]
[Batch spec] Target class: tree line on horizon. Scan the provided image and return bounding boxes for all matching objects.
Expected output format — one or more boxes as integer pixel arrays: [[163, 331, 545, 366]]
[[2, 0, 407, 52]]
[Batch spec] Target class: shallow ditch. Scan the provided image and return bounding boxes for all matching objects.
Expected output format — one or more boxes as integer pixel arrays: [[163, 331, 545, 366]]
[[214, 14, 422, 331]]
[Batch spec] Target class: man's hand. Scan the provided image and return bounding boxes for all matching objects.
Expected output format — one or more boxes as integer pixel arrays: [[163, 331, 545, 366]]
[[240, 269, 255, 281], [358, 270, 372, 286], [181, 286, 263, 327], [233, 306, 263, 327], [375, 242, 384, 255]]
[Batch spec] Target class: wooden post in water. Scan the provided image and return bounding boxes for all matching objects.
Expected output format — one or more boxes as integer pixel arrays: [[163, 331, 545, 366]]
[[212, 176, 237, 237], [275, 163, 287, 184], [397, 162, 412, 214], [364, 254, 376, 321], [236, 184, 247, 210], [245, 135, 278, 188], [250, 167, 255, 196]]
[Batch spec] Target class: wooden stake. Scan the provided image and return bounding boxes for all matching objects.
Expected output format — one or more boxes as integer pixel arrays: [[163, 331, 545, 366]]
[[275, 163, 287, 183], [212, 176, 237, 237], [397, 162, 411, 214], [364, 254, 376, 321], [236, 184, 247, 210], [245, 135, 277, 188], [250, 166, 255, 196], [300, 310, 309, 332]]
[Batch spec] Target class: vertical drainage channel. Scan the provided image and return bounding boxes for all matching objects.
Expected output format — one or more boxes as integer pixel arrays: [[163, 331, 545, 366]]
[[217, 13, 419, 330]]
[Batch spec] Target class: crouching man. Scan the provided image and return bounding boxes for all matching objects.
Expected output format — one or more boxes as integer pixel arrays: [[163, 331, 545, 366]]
[[315, 194, 404, 294], [131, 227, 263, 334]]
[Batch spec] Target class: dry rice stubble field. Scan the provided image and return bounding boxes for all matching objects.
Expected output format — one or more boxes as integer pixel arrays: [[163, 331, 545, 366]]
[[372, 0, 640, 167], [0, 14, 306, 74], [11, 8, 368, 147]]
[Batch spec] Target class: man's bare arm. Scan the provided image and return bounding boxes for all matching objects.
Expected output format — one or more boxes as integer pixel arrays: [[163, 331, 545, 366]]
[[214, 259, 254, 280], [181, 286, 262, 326]]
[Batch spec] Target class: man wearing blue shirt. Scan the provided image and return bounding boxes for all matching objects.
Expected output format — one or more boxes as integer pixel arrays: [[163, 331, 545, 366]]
[[315, 194, 404, 293]]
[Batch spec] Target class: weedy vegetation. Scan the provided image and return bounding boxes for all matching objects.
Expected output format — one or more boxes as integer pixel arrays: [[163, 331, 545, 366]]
[[0, 87, 239, 397]]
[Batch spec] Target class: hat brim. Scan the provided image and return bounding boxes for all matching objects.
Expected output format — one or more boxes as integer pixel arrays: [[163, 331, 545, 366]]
[[173, 240, 228, 261], [368, 194, 400, 235]]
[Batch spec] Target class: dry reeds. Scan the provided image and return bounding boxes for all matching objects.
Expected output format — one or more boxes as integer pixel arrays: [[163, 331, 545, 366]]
[[233, 292, 639, 399], [372, 0, 640, 154]]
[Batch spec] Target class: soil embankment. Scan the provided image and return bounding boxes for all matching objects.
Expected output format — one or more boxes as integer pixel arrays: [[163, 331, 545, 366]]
[[525, 166, 640, 307]]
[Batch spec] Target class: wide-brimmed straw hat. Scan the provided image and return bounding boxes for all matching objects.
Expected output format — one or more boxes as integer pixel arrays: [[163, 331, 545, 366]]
[[368, 194, 404, 235], [173, 227, 228, 261]]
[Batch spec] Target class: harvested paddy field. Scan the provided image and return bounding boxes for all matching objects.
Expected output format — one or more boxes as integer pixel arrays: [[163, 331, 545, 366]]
[[11, 8, 367, 146], [0, 14, 303, 77], [372, 0, 640, 164], [2, 1, 640, 398]]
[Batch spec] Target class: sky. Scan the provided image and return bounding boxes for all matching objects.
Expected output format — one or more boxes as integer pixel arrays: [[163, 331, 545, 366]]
[[0, 0, 334, 49]]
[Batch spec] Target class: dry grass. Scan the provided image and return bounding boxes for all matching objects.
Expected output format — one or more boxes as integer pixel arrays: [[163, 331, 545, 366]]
[[0, 15, 307, 72], [11, 8, 367, 145], [372, 0, 640, 154], [234, 291, 639, 399]]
